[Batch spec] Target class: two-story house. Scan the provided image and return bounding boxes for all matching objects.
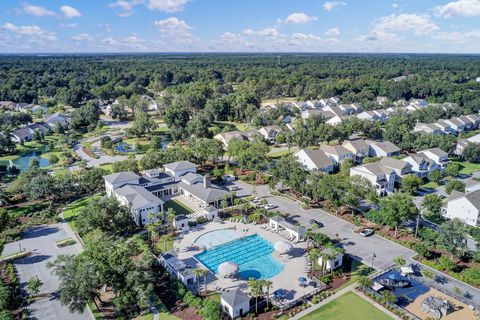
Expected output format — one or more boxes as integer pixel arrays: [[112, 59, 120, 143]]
[[319, 145, 353, 166], [294, 149, 335, 173], [442, 190, 480, 227], [366, 140, 401, 158], [350, 163, 396, 196], [342, 139, 370, 164], [379, 157, 412, 183]]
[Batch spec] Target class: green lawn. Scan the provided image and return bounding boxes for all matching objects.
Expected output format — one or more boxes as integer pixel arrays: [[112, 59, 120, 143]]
[[267, 146, 299, 158], [300, 291, 392, 320], [451, 161, 480, 175], [163, 199, 194, 215], [335, 258, 374, 292], [63, 194, 102, 230], [0, 154, 20, 161], [7, 202, 49, 218], [99, 163, 113, 173], [421, 181, 440, 189]]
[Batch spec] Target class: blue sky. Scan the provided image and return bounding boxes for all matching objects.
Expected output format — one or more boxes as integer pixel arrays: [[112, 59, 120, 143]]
[[1, 0, 480, 53]]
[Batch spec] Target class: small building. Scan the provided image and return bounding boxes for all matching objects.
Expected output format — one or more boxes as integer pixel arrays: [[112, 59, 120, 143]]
[[220, 288, 251, 319], [366, 140, 401, 158], [257, 125, 282, 142], [159, 253, 196, 287], [173, 214, 189, 232], [294, 149, 335, 173], [269, 216, 306, 242], [43, 113, 70, 128], [11, 127, 33, 142], [318, 247, 344, 271]]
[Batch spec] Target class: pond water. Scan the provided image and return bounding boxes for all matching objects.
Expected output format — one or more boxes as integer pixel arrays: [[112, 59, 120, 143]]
[[115, 140, 170, 153], [0, 152, 51, 172]]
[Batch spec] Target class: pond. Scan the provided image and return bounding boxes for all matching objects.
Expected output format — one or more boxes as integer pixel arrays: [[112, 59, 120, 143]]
[[115, 140, 170, 153], [0, 152, 51, 172]]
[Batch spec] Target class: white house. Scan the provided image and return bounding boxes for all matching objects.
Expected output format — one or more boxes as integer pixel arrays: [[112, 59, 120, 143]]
[[43, 113, 70, 128], [221, 288, 250, 319], [350, 163, 396, 196], [403, 154, 434, 179], [442, 190, 480, 227], [295, 149, 335, 173], [173, 214, 189, 232], [379, 157, 412, 182], [164, 161, 197, 181], [465, 179, 480, 193], [257, 125, 282, 142], [413, 123, 445, 135], [318, 247, 344, 271], [319, 145, 353, 165], [455, 133, 480, 156], [417, 148, 449, 170], [366, 140, 401, 158]]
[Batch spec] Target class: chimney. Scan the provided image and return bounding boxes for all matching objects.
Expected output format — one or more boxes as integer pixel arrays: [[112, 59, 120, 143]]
[[203, 175, 211, 189]]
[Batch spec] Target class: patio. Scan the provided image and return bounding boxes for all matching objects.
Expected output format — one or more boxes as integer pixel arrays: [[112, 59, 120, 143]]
[[170, 220, 320, 306]]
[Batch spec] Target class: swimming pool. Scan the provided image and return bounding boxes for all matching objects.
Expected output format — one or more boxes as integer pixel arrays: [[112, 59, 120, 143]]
[[195, 233, 284, 279], [195, 229, 242, 249]]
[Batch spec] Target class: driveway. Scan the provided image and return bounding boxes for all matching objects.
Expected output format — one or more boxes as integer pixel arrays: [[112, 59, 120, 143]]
[[1, 224, 92, 320], [74, 144, 143, 168]]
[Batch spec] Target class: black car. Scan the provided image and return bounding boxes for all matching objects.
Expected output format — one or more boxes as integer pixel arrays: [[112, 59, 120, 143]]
[[309, 219, 323, 227]]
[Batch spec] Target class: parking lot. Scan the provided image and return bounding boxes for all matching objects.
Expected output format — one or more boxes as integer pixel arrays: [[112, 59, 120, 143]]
[[1, 224, 92, 320]]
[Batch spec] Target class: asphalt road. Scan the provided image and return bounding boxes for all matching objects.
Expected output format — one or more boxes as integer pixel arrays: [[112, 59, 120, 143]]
[[1, 224, 92, 320], [231, 180, 480, 307]]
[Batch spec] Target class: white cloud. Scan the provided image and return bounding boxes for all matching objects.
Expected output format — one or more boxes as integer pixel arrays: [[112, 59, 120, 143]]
[[124, 35, 144, 43], [22, 4, 55, 17], [147, 0, 190, 12], [373, 13, 438, 36], [392, 3, 399, 9], [325, 27, 341, 36], [60, 5, 81, 18], [433, 29, 480, 43], [102, 37, 118, 45], [108, 0, 144, 16], [154, 17, 192, 32], [71, 33, 93, 41], [242, 28, 279, 37], [2, 22, 57, 41], [154, 17, 197, 45], [277, 12, 317, 24], [60, 23, 78, 28], [323, 1, 347, 11], [434, 0, 480, 18]]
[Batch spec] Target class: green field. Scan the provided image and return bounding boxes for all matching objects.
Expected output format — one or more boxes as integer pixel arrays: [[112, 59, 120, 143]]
[[63, 194, 102, 230], [451, 161, 480, 175], [163, 199, 194, 215], [7, 202, 49, 217], [300, 291, 392, 320], [335, 258, 374, 292]]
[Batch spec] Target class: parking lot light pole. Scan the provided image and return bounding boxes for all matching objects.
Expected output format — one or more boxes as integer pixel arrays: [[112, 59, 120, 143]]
[[371, 252, 376, 269]]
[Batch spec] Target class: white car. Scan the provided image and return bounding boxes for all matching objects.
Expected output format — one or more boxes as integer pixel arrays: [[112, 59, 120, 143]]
[[227, 185, 239, 191], [264, 204, 276, 210]]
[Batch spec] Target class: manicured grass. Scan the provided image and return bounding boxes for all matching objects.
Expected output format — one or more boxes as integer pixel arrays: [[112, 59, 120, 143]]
[[267, 146, 299, 158], [421, 181, 440, 189], [99, 163, 113, 173], [0, 154, 20, 161], [163, 199, 194, 215], [88, 302, 104, 320], [7, 203, 49, 218], [155, 238, 174, 253], [335, 258, 374, 292], [63, 194, 102, 230], [300, 291, 392, 320], [205, 292, 221, 303], [451, 161, 480, 175]]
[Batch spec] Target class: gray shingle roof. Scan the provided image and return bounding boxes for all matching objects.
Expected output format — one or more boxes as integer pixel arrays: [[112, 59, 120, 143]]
[[221, 288, 250, 307], [115, 185, 163, 209], [177, 181, 229, 204], [379, 157, 411, 170], [164, 161, 196, 172], [301, 149, 335, 169], [103, 171, 141, 184]]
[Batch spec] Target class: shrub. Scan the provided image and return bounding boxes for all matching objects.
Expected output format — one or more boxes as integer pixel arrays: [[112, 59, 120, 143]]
[[462, 268, 480, 286], [196, 217, 208, 224], [437, 256, 458, 272], [319, 275, 332, 284], [415, 243, 433, 259]]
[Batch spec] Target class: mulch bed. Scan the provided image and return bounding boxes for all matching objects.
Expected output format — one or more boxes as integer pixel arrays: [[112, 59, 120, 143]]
[[172, 307, 202, 320]]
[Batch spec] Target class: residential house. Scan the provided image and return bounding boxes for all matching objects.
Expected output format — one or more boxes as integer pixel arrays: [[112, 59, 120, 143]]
[[43, 113, 70, 128], [350, 163, 396, 196], [443, 118, 466, 133], [465, 179, 480, 193], [442, 190, 480, 227], [356, 109, 389, 123], [366, 140, 401, 157], [377, 96, 388, 106], [214, 130, 258, 149], [379, 157, 412, 182], [342, 139, 370, 164], [417, 148, 449, 170], [319, 145, 353, 165], [257, 125, 282, 142], [305, 100, 321, 109], [413, 123, 445, 135], [294, 149, 335, 173], [405, 99, 427, 112], [221, 288, 251, 319], [455, 133, 480, 157], [403, 154, 434, 179], [10, 127, 33, 142]]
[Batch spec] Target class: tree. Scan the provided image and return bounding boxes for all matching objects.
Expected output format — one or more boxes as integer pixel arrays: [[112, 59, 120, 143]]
[[308, 249, 320, 278], [463, 143, 480, 163], [261, 279, 273, 309], [445, 179, 465, 194], [381, 290, 397, 304], [357, 276, 373, 288], [270, 155, 308, 193], [75, 197, 135, 236], [392, 256, 406, 266], [129, 110, 157, 137], [401, 175, 423, 195], [200, 300, 221, 320], [421, 194, 444, 219], [428, 170, 443, 185], [444, 163, 460, 177], [378, 193, 418, 237], [193, 268, 203, 293], [26, 276, 43, 297], [437, 218, 467, 259], [247, 278, 263, 314]]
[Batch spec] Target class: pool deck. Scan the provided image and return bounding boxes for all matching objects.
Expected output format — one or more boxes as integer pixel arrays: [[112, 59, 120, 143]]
[[174, 220, 318, 305]]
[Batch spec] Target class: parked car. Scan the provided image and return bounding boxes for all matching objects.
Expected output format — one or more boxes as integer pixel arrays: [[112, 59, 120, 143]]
[[360, 228, 374, 237], [309, 219, 324, 227], [227, 185, 239, 191], [223, 174, 236, 182], [264, 204, 276, 210]]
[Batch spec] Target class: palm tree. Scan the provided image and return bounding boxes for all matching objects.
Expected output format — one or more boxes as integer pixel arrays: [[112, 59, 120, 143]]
[[247, 278, 263, 314], [193, 268, 203, 293], [262, 280, 273, 309], [167, 208, 176, 231], [27, 276, 43, 297], [308, 249, 320, 278], [357, 276, 373, 288], [201, 269, 209, 294]]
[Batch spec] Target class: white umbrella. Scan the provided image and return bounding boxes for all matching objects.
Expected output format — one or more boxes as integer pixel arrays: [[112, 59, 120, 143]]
[[274, 241, 293, 255], [218, 262, 239, 277]]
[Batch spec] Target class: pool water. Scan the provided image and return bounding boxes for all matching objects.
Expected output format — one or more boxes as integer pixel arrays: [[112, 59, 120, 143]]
[[195, 233, 284, 279], [195, 229, 242, 249]]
